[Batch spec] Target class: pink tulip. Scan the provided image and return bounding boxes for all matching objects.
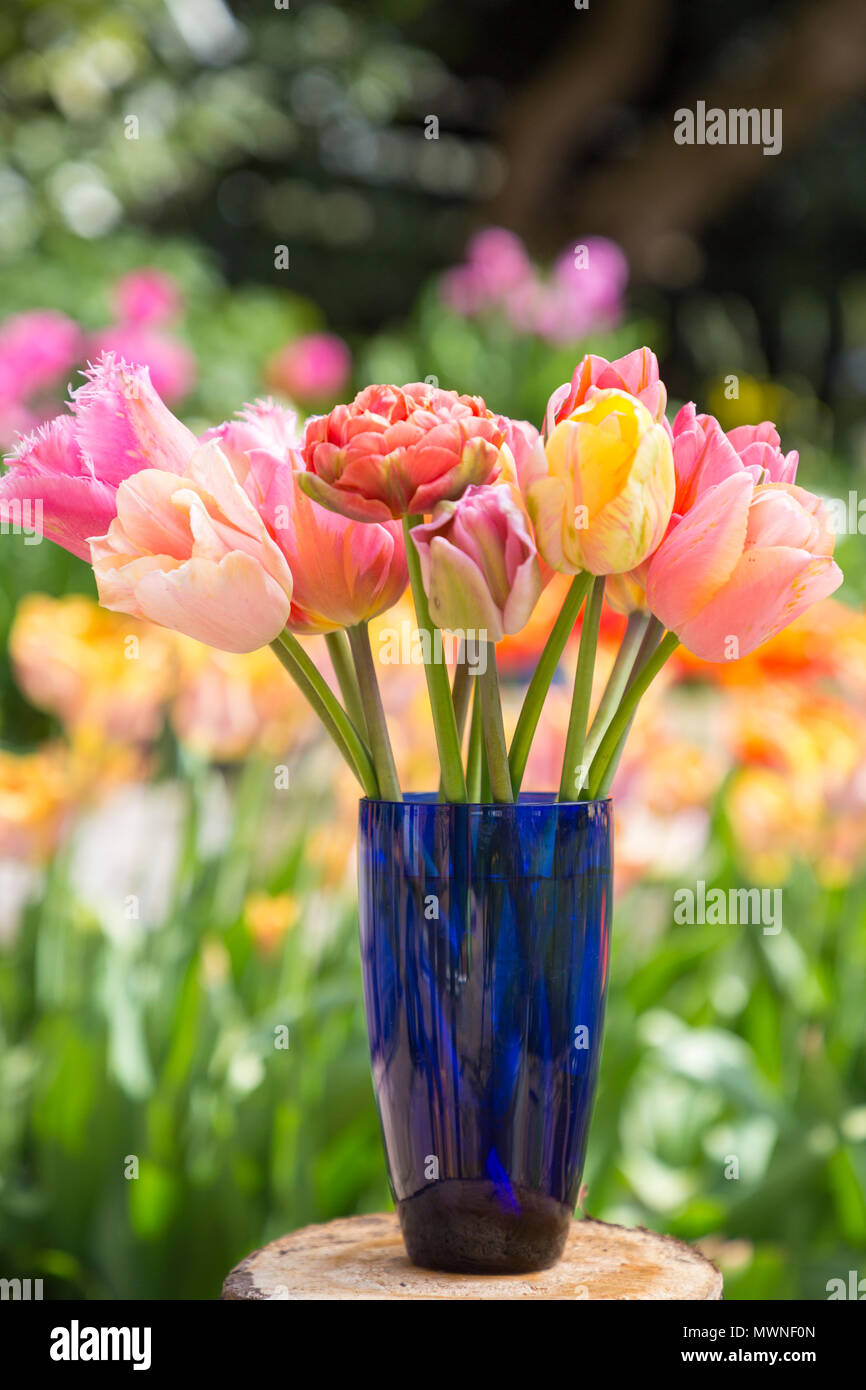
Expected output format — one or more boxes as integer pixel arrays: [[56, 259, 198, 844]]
[[545, 347, 667, 435], [208, 401, 408, 632], [671, 404, 798, 515], [90, 441, 294, 654], [646, 472, 842, 661], [0, 355, 197, 560], [300, 382, 507, 523], [411, 484, 542, 641], [606, 405, 801, 616], [113, 269, 184, 326], [267, 333, 352, 403]]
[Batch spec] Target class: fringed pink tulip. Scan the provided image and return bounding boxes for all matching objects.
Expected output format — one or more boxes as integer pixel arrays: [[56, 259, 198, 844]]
[[646, 472, 842, 661], [545, 347, 667, 435], [527, 389, 674, 577], [90, 441, 293, 654], [299, 382, 507, 523], [0, 355, 197, 560], [411, 484, 542, 641], [208, 401, 408, 633]]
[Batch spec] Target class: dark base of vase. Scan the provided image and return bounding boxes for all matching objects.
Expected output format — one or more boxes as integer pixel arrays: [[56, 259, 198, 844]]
[[397, 1179, 572, 1274]]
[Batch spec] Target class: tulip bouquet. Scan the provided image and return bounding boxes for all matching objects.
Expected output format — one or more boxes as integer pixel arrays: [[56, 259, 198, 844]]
[[0, 349, 843, 810]]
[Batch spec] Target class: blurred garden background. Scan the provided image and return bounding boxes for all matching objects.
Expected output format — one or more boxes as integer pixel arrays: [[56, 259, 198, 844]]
[[1, 0, 866, 1300]]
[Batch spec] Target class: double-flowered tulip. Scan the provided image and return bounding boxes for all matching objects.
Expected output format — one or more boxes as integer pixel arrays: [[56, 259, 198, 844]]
[[646, 472, 842, 660], [527, 388, 674, 576], [91, 441, 294, 654], [0, 355, 196, 560], [208, 402, 408, 633], [299, 382, 507, 522], [411, 484, 542, 641]]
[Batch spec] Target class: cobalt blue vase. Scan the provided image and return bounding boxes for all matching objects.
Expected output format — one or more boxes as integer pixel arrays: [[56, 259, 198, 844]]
[[358, 792, 612, 1274]]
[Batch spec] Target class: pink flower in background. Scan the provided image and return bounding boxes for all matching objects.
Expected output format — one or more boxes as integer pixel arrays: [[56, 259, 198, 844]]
[[112, 269, 184, 326], [0, 311, 82, 404], [267, 333, 352, 403], [412, 484, 542, 641], [646, 472, 842, 660], [0, 355, 197, 560], [440, 228, 533, 315], [439, 228, 628, 345], [546, 347, 668, 433], [90, 269, 195, 403], [91, 441, 294, 654], [0, 311, 83, 445], [300, 381, 507, 523], [210, 401, 408, 633]]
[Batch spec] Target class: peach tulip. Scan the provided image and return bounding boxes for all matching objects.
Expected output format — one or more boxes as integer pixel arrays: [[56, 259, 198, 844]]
[[90, 441, 293, 654], [527, 388, 674, 576], [207, 401, 408, 632], [300, 382, 507, 522], [646, 471, 843, 661]]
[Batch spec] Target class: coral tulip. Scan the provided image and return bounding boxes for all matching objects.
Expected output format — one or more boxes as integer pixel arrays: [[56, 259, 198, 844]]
[[299, 382, 507, 523], [208, 401, 408, 633]]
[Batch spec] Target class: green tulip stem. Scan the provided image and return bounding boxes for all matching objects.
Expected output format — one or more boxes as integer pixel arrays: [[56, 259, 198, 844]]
[[558, 575, 605, 802], [587, 630, 680, 799], [466, 678, 483, 802], [347, 622, 402, 802], [403, 514, 467, 803], [583, 610, 651, 770], [271, 631, 379, 799], [325, 630, 367, 739], [508, 571, 592, 796], [478, 642, 513, 803]]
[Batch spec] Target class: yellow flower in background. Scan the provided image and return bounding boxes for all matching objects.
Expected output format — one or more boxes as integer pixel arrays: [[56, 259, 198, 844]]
[[10, 594, 176, 743], [0, 744, 76, 861], [243, 892, 299, 955], [705, 374, 786, 432]]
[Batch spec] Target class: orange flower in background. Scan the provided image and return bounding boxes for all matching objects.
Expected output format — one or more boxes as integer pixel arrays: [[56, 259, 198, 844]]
[[10, 595, 177, 743], [0, 733, 143, 863], [243, 891, 299, 956]]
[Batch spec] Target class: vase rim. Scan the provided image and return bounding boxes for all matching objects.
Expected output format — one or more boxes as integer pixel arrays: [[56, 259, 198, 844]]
[[359, 791, 613, 808]]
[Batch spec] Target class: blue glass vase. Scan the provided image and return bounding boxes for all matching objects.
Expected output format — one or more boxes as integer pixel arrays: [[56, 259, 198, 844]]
[[358, 792, 612, 1274]]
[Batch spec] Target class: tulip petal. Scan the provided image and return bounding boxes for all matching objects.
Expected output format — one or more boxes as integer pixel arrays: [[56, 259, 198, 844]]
[[133, 551, 292, 654], [646, 471, 753, 629], [677, 548, 843, 660]]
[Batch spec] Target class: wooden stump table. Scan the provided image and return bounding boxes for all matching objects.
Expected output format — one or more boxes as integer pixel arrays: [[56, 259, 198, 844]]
[[222, 1213, 722, 1300]]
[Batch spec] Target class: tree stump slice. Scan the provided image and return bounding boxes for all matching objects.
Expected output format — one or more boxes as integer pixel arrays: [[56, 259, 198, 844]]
[[221, 1213, 723, 1301]]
